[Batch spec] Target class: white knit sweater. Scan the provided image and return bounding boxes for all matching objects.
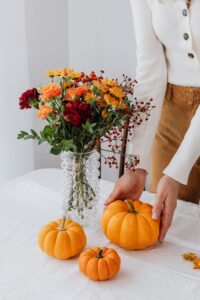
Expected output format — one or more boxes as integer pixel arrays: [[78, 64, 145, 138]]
[[128, 0, 200, 185]]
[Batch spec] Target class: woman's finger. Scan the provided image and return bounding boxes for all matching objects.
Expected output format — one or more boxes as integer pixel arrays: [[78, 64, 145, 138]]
[[104, 188, 121, 205], [152, 193, 164, 220], [158, 206, 174, 242]]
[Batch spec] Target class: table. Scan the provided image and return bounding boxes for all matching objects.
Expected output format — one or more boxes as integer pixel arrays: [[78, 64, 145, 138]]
[[0, 168, 200, 300]]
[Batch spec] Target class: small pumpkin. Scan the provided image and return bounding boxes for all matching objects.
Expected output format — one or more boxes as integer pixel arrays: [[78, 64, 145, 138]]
[[78, 247, 121, 281], [38, 217, 87, 260], [101, 199, 160, 250]]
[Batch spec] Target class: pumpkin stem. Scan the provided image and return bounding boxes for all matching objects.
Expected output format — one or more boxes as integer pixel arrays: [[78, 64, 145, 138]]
[[126, 200, 137, 214], [60, 216, 66, 231], [97, 248, 103, 259]]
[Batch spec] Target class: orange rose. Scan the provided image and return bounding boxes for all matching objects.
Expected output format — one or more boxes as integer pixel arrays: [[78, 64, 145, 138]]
[[40, 83, 61, 100], [66, 88, 82, 101], [37, 105, 53, 119], [79, 85, 90, 94], [66, 85, 91, 101]]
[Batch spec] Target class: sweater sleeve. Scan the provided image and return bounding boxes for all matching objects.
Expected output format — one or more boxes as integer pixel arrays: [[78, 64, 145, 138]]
[[127, 0, 167, 172], [164, 105, 200, 185]]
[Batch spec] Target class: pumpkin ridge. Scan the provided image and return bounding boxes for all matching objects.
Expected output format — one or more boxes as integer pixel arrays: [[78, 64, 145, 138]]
[[137, 203, 152, 213], [137, 214, 152, 246], [102, 257, 110, 279], [140, 212, 159, 244], [44, 229, 57, 244], [86, 249, 97, 256], [53, 230, 61, 257], [105, 256, 118, 271], [67, 231, 72, 257], [106, 212, 127, 235], [107, 212, 127, 244], [67, 226, 85, 248], [43, 230, 58, 256], [67, 229, 83, 255], [86, 257, 98, 281], [119, 213, 138, 248], [39, 227, 55, 251]]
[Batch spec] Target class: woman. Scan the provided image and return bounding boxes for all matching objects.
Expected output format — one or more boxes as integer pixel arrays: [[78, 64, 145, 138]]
[[105, 0, 200, 242]]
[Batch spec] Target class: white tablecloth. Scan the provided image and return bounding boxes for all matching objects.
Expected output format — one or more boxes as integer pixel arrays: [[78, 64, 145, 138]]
[[0, 169, 200, 300]]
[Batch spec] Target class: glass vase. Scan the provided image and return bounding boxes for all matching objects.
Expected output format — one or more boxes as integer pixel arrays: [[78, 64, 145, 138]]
[[61, 150, 100, 227]]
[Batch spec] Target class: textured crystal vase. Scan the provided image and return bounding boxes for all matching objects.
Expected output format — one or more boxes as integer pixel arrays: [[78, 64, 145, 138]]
[[61, 150, 100, 227]]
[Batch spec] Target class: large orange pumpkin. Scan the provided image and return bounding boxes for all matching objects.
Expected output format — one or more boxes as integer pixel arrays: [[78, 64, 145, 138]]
[[78, 247, 120, 281], [101, 199, 160, 250], [38, 217, 87, 259]]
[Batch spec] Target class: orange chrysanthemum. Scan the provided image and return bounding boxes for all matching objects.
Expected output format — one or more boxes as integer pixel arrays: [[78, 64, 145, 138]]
[[109, 87, 125, 99], [93, 81, 108, 93], [84, 92, 96, 103], [119, 101, 127, 110], [101, 109, 108, 119], [37, 105, 53, 119], [67, 70, 82, 79], [63, 81, 73, 89], [102, 78, 118, 87], [46, 68, 75, 77], [193, 259, 200, 269], [182, 253, 198, 262], [40, 83, 61, 100], [104, 94, 120, 108]]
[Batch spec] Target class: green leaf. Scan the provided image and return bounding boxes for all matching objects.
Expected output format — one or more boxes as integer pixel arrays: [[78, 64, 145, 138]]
[[30, 129, 38, 137], [43, 125, 55, 136], [92, 85, 101, 96], [29, 98, 39, 109], [61, 139, 76, 151], [17, 131, 28, 139], [50, 146, 62, 155], [82, 122, 94, 134]]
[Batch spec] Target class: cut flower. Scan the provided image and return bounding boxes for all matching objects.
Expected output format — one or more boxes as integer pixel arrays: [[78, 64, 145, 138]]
[[19, 88, 39, 109]]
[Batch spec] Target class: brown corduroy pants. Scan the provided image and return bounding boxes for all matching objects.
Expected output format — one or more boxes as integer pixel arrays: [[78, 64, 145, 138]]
[[150, 83, 200, 204]]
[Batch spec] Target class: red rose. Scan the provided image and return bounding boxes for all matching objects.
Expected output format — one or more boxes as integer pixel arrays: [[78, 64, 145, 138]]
[[64, 100, 93, 127], [19, 88, 39, 109]]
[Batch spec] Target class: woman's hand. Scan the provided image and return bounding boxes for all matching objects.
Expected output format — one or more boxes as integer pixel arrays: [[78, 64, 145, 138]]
[[152, 175, 180, 242], [104, 169, 147, 205]]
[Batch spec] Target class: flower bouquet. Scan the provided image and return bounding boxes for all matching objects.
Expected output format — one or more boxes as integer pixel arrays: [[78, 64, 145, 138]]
[[18, 68, 152, 226]]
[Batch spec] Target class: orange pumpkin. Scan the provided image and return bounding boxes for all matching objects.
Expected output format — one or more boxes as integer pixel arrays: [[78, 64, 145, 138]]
[[38, 217, 87, 260], [101, 199, 160, 250], [78, 247, 121, 281]]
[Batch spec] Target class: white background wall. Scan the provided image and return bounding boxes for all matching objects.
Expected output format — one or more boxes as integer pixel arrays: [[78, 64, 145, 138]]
[[0, 0, 136, 184], [0, 0, 34, 185], [25, 0, 69, 170]]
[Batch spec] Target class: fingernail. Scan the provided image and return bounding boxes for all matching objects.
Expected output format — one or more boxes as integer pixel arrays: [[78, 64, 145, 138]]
[[152, 212, 158, 219]]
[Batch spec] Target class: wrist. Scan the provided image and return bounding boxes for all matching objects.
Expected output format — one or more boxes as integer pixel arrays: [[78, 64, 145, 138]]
[[126, 168, 147, 180], [135, 168, 147, 176], [164, 175, 180, 187]]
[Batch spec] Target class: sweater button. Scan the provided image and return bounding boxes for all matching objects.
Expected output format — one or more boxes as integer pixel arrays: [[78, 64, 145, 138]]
[[188, 53, 194, 59], [183, 33, 189, 40], [182, 9, 188, 16]]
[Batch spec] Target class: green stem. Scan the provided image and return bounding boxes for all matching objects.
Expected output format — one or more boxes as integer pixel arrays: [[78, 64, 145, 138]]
[[126, 200, 137, 214]]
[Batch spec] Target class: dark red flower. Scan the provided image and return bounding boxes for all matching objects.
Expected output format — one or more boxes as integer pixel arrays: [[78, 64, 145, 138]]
[[19, 88, 39, 109], [64, 100, 93, 127]]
